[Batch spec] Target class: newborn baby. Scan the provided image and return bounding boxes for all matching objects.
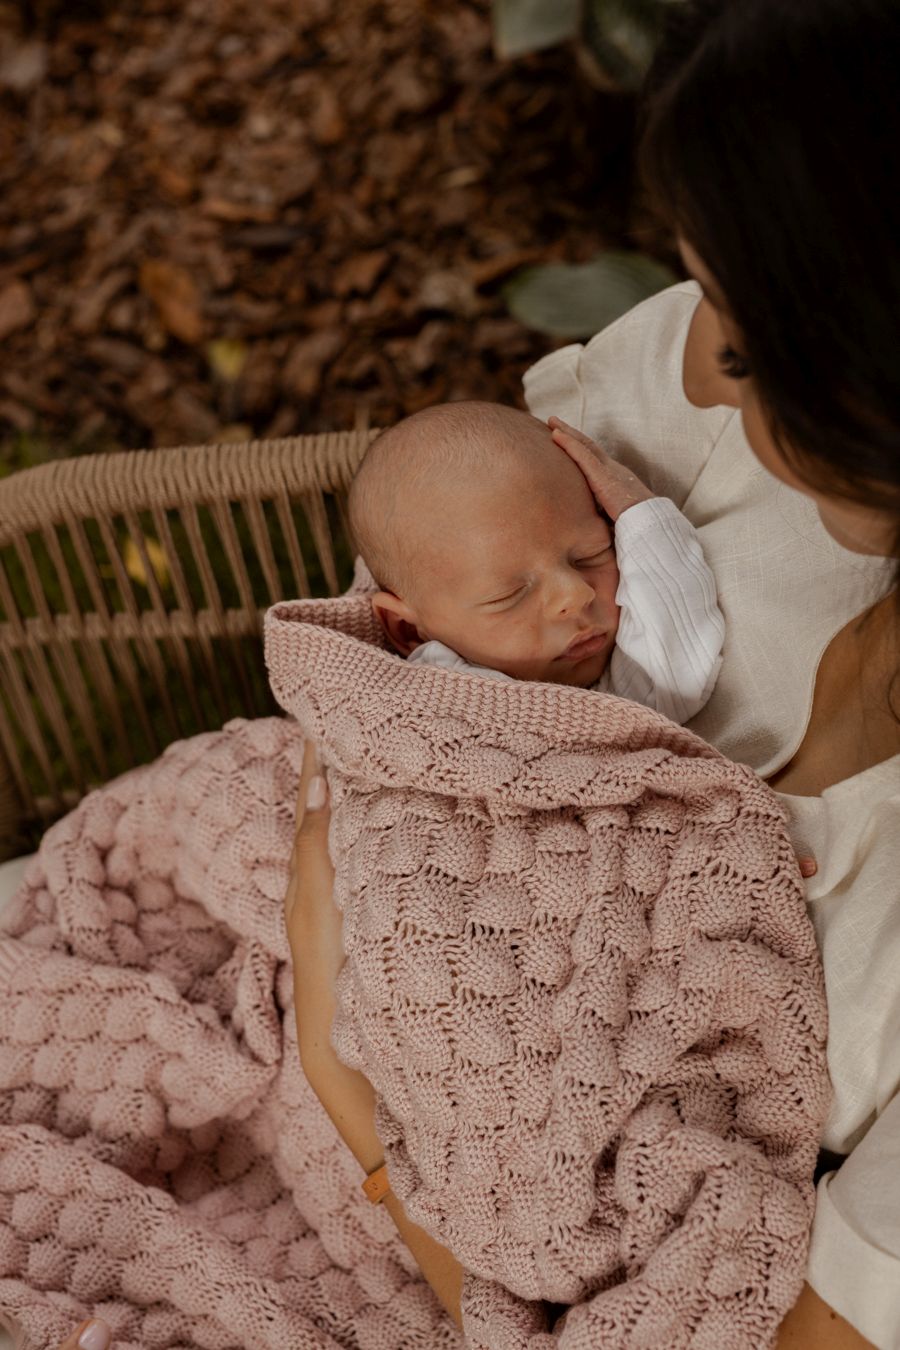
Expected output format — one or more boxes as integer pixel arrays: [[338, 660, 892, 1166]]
[[348, 400, 725, 724]]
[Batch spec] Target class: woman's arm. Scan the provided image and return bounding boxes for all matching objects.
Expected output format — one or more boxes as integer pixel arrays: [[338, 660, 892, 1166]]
[[287, 741, 464, 1328], [299, 1038, 465, 1328]]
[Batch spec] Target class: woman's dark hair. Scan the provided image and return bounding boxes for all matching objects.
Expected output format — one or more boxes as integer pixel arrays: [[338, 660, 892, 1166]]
[[640, 0, 900, 535]]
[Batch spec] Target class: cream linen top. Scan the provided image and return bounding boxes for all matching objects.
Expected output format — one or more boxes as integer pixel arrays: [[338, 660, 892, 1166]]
[[524, 281, 900, 1349]]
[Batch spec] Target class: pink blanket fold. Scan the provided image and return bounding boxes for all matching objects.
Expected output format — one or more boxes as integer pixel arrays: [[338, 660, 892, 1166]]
[[0, 720, 460, 1350], [264, 594, 831, 1350]]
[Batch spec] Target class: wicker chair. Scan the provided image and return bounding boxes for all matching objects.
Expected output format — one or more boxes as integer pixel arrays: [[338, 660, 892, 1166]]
[[0, 423, 377, 862]]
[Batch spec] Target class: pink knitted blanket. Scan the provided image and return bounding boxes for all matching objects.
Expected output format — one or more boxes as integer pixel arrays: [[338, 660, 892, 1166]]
[[0, 592, 829, 1350], [0, 720, 460, 1350], [264, 594, 831, 1350]]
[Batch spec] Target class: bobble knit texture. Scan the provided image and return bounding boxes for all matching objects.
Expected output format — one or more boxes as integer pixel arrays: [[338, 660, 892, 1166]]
[[264, 595, 830, 1350]]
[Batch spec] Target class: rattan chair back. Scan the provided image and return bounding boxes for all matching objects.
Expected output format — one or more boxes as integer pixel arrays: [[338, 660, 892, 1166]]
[[0, 426, 376, 859]]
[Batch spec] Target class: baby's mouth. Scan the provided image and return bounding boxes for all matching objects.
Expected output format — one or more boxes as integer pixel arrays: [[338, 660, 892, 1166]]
[[559, 629, 607, 662]]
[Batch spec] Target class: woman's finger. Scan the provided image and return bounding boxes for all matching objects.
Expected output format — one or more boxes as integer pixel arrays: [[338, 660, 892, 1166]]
[[550, 418, 657, 522], [285, 741, 334, 927], [551, 427, 638, 521], [294, 741, 330, 851], [285, 741, 331, 927], [57, 1320, 111, 1350], [294, 739, 323, 838], [548, 415, 610, 455], [284, 745, 343, 1055], [549, 422, 613, 476], [798, 855, 818, 878], [551, 426, 613, 491]]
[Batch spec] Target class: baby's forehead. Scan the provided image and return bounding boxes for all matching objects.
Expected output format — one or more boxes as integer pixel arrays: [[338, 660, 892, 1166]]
[[413, 450, 611, 556], [417, 427, 599, 513]]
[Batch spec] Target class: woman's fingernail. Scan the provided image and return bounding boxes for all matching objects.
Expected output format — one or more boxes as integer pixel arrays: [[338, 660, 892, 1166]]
[[306, 775, 327, 811], [79, 1322, 112, 1350], [799, 858, 818, 877]]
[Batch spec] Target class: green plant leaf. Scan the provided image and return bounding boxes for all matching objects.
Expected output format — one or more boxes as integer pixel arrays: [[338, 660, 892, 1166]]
[[503, 252, 678, 337], [581, 0, 676, 90], [492, 0, 581, 59]]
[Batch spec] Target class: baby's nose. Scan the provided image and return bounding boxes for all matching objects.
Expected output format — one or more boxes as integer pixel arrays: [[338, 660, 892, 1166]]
[[555, 570, 596, 615]]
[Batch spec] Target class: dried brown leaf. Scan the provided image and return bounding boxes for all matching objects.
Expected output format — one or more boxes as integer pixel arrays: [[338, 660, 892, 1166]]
[[0, 398, 35, 432], [138, 259, 205, 345], [0, 280, 35, 342], [333, 250, 390, 298], [417, 270, 479, 317], [0, 40, 47, 93], [310, 85, 347, 146], [469, 249, 545, 288], [200, 197, 278, 225], [71, 268, 131, 336], [282, 330, 344, 399], [85, 337, 147, 376]]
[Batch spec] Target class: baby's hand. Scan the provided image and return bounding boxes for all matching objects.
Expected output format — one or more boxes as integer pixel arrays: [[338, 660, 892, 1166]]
[[549, 417, 657, 522]]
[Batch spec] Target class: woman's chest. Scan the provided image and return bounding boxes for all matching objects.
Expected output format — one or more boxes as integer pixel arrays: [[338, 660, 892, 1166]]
[[679, 425, 894, 777], [766, 595, 900, 796]]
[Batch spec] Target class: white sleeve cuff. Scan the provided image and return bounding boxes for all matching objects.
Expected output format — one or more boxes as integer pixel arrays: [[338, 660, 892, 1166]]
[[808, 1170, 900, 1349], [608, 497, 725, 725]]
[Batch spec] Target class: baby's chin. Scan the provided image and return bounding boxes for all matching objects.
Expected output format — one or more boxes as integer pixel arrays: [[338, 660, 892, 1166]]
[[495, 646, 612, 688], [542, 647, 612, 688]]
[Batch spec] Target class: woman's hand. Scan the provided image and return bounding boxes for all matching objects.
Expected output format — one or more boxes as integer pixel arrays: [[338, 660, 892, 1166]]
[[284, 739, 344, 1059], [286, 741, 384, 1171], [548, 416, 657, 521]]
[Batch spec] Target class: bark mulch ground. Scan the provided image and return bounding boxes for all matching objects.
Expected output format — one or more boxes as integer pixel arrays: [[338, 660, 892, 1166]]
[[0, 0, 657, 469]]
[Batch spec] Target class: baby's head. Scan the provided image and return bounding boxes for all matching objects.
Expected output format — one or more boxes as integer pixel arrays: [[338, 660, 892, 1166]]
[[348, 401, 621, 686]]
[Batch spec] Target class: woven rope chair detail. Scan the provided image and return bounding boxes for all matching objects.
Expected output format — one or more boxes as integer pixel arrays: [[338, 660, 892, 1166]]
[[0, 426, 377, 861]]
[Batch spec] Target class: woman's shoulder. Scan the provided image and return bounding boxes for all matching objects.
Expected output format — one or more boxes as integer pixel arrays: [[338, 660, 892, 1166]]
[[523, 280, 734, 507], [523, 278, 704, 398]]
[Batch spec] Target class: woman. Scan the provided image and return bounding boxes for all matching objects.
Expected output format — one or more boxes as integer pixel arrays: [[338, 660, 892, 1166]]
[[54, 0, 900, 1346]]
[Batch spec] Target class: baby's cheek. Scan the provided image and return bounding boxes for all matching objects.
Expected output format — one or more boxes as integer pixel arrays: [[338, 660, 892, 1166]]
[[474, 615, 555, 681], [504, 614, 558, 670]]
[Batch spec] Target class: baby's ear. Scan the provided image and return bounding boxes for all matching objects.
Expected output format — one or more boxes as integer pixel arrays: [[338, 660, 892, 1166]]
[[371, 592, 427, 657]]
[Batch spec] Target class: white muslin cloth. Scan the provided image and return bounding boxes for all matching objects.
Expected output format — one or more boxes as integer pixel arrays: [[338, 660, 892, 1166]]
[[409, 494, 725, 726]]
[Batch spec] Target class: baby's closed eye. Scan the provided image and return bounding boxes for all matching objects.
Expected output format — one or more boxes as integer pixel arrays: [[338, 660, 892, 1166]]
[[482, 586, 528, 608], [575, 547, 615, 567]]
